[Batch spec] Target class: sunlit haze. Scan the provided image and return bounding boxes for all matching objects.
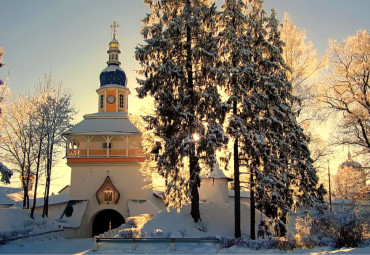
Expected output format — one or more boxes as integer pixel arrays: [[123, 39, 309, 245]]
[[0, 0, 369, 193]]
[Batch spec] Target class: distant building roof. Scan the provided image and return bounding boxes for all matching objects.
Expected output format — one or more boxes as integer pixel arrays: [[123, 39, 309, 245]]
[[58, 185, 70, 194], [31, 193, 70, 207], [0, 186, 22, 205], [339, 151, 363, 169]]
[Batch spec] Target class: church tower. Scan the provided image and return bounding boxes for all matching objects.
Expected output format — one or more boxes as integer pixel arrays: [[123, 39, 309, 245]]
[[62, 22, 160, 238], [97, 22, 130, 114]]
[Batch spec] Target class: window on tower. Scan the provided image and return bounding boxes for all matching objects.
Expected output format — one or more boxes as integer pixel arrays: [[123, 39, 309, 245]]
[[119, 94, 124, 109], [100, 94, 104, 109]]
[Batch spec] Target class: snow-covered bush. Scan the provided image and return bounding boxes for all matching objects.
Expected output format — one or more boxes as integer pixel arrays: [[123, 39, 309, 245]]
[[109, 214, 152, 239], [219, 237, 296, 251], [125, 214, 152, 228], [178, 229, 187, 238], [293, 203, 370, 248], [150, 229, 164, 237], [118, 228, 140, 238]]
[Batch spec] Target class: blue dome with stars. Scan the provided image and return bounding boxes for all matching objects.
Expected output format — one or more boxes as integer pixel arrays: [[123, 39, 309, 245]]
[[99, 64, 127, 87]]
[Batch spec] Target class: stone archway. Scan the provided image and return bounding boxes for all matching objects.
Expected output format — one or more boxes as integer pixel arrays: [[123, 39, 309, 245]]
[[92, 209, 125, 237]]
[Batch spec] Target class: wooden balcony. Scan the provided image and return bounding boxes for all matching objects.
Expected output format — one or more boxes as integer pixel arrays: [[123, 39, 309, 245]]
[[68, 149, 145, 158], [65, 135, 145, 164], [67, 148, 146, 164]]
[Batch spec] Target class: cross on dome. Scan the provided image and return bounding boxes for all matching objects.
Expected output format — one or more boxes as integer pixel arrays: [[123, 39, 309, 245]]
[[110, 21, 119, 38]]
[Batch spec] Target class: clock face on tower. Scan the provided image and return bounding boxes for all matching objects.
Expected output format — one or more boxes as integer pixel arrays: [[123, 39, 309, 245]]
[[107, 95, 116, 104]]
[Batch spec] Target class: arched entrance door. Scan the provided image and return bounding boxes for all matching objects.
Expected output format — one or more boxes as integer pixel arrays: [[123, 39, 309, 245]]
[[92, 209, 125, 237]]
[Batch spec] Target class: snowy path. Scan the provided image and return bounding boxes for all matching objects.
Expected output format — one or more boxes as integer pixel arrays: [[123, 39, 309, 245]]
[[1, 235, 369, 254], [0, 236, 92, 254]]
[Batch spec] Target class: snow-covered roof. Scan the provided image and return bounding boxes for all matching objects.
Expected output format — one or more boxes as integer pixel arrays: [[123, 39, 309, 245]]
[[153, 190, 164, 199], [201, 162, 232, 181], [58, 185, 70, 194], [59, 200, 88, 228], [31, 193, 69, 207], [128, 199, 161, 217], [64, 112, 140, 136], [0, 186, 21, 205]]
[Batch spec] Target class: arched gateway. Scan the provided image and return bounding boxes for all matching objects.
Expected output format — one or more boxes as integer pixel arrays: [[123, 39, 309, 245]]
[[92, 209, 125, 237]]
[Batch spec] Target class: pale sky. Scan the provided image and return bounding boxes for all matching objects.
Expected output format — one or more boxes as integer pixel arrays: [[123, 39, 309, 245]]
[[0, 0, 369, 193]]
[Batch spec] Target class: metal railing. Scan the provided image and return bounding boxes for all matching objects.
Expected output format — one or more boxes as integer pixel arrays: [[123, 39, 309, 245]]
[[92, 237, 220, 251], [68, 149, 144, 158]]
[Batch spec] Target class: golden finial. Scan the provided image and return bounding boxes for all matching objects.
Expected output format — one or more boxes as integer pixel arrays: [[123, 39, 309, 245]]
[[110, 21, 119, 38]]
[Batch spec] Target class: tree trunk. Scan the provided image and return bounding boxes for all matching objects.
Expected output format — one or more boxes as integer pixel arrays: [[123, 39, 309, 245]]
[[23, 185, 29, 209], [185, 0, 200, 223], [250, 167, 256, 239], [190, 153, 200, 222], [233, 100, 241, 238], [43, 137, 52, 217], [31, 136, 44, 219]]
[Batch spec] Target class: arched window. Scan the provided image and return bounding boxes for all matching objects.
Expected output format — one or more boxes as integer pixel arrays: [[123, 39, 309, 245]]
[[100, 94, 104, 109], [119, 94, 124, 109]]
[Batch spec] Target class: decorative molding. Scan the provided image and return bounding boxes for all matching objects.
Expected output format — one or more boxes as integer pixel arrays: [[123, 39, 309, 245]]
[[96, 176, 120, 205]]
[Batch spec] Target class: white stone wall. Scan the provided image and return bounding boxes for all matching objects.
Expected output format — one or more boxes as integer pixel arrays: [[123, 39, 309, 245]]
[[199, 178, 229, 204], [68, 162, 149, 237]]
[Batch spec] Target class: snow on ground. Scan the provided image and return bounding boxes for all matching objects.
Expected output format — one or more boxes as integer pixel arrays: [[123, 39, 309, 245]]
[[0, 208, 62, 239], [140, 202, 262, 238], [90, 243, 370, 254], [0, 236, 92, 254], [2, 236, 369, 255], [0, 206, 369, 254]]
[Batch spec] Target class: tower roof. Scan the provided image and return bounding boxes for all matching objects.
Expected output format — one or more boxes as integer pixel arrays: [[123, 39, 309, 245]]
[[63, 112, 140, 136], [99, 21, 127, 87], [100, 65, 127, 87], [201, 162, 233, 181]]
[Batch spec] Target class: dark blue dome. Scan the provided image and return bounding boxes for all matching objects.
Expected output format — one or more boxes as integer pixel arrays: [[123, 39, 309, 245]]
[[100, 64, 127, 87]]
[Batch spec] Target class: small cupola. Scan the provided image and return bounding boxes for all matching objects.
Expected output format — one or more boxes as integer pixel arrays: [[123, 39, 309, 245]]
[[97, 22, 130, 114]]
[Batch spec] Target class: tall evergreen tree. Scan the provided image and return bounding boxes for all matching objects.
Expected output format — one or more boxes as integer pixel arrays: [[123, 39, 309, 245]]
[[136, 0, 227, 222], [248, 4, 319, 236], [218, 0, 253, 239], [218, 0, 320, 237]]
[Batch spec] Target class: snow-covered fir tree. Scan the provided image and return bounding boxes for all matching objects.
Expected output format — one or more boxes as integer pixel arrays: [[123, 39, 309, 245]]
[[249, 4, 320, 236], [136, 0, 228, 222], [218, 0, 320, 237], [218, 0, 254, 239]]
